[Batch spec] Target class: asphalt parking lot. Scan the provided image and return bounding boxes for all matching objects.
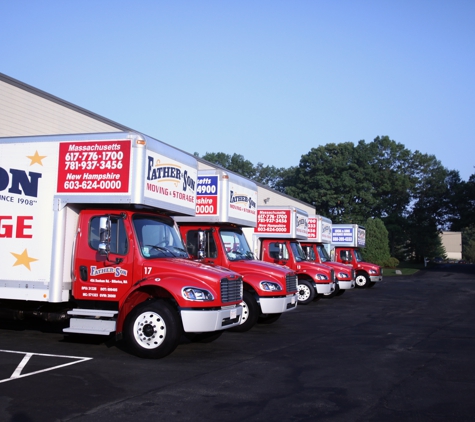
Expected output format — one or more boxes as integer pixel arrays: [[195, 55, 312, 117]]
[[1, 264, 475, 422]]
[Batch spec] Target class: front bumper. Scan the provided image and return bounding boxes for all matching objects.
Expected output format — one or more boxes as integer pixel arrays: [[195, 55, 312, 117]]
[[315, 282, 336, 295], [259, 293, 298, 314], [180, 304, 243, 332], [339, 280, 355, 290], [370, 276, 383, 282]]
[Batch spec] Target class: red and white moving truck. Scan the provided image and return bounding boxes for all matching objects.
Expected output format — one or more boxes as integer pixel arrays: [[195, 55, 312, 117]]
[[244, 206, 336, 305], [0, 132, 243, 358], [331, 224, 383, 288], [176, 169, 298, 332], [300, 215, 355, 297]]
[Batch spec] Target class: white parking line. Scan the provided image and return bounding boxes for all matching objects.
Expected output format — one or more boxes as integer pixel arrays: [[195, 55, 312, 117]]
[[0, 349, 93, 384]]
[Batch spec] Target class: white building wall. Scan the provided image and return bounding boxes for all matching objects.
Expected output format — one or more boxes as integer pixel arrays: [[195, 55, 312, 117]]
[[441, 231, 462, 260], [257, 184, 315, 215], [0, 79, 122, 137]]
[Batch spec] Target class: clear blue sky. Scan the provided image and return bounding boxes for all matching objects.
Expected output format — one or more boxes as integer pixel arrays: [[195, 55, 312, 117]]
[[1, 0, 474, 181]]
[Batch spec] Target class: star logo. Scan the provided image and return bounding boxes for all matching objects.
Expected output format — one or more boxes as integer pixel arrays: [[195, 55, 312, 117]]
[[27, 151, 47, 166], [10, 249, 38, 271]]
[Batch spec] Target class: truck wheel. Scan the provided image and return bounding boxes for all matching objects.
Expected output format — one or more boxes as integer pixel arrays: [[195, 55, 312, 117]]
[[124, 300, 181, 359], [298, 280, 315, 304], [257, 313, 282, 325], [323, 284, 339, 298], [230, 291, 259, 332], [336, 288, 346, 296], [355, 273, 370, 288]]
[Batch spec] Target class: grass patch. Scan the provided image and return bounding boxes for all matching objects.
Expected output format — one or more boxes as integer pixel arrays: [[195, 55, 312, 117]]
[[383, 261, 424, 276]]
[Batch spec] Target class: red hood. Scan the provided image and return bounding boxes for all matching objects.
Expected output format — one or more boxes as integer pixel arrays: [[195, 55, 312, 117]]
[[149, 257, 241, 282], [324, 261, 353, 272], [227, 259, 294, 280]]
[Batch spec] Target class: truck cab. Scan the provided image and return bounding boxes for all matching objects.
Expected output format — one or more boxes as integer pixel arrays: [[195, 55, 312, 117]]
[[331, 224, 383, 288], [333, 247, 382, 287], [246, 206, 336, 305], [176, 170, 298, 332], [300, 215, 355, 297], [300, 242, 355, 296], [73, 208, 244, 355]]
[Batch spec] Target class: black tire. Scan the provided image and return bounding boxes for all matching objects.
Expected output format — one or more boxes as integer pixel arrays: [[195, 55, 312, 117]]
[[183, 331, 223, 343], [230, 291, 259, 332], [124, 299, 181, 359], [355, 273, 370, 288], [336, 287, 346, 296], [257, 313, 282, 325], [323, 283, 340, 299], [298, 280, 315, 304]]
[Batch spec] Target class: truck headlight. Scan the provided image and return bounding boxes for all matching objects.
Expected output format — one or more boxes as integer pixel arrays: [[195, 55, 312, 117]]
[[338, 272, 350, 279], [316, 274, 328, 280], [259, 281, 282, 291], [369, 269, 377, 275], [182, 287, 214, 301]]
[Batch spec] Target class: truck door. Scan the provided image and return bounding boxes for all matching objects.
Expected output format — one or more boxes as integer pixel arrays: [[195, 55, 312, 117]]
[[184, 229, 219, 263], [73, 213, 134, 303], [266, 241, 290, 265], [339, 249, 353, 264]]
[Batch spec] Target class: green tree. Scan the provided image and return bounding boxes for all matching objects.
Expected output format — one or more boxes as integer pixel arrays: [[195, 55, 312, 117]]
[[361, 218, 391, 266], [201, 152, 256, 179], [280, 142, 376, 223], [405, 152, 451, 261], [448, 172, 475, 231], [200, 152, 286, 189], [462, 224, 475, 263]]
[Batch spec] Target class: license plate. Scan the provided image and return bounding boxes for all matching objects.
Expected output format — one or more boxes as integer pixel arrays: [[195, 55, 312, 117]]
[[230, 308, 237, 319]]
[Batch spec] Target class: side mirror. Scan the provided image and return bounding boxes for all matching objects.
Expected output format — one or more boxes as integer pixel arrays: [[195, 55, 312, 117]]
[[98, 216, 111, 256], [197, 230, 206, 259]]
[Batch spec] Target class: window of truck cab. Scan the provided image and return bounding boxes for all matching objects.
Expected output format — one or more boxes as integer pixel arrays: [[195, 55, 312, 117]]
[[289, 241, 307, 262], [316, 244, 332, 262], [132, 214, 188, 258], [220, 229, 253, 261], [89, 216, 128, 255]]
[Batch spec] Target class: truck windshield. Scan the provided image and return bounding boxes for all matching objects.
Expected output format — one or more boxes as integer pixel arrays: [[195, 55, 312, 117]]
[[132, 215, 188, 259], [290, 241, 307, 262], [220, 229, 254, 261], [316, 244, 331, 262], [354, 249, 363, 262]]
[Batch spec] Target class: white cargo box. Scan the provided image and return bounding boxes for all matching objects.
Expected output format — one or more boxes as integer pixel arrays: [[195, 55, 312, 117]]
[[254, 206, 308, 240], [332, 224, 366, 248], [0, 132, 198, 302], [307, 215, 332, 244], [175, 168, 258, 227]]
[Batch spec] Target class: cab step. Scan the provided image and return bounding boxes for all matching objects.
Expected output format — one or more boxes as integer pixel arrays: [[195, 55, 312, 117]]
[[63, 309, 118, 335]]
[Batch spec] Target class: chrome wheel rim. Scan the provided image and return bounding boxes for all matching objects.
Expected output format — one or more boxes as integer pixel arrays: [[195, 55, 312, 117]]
[[133, 311, 166, 349]]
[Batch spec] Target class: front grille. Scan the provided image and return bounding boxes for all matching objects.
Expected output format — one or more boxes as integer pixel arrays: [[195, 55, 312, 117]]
[[286, 274, 298, 293], [330, 269, 335, 283], [352, 269, 356, 280], [221, 277, 243, 303]]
